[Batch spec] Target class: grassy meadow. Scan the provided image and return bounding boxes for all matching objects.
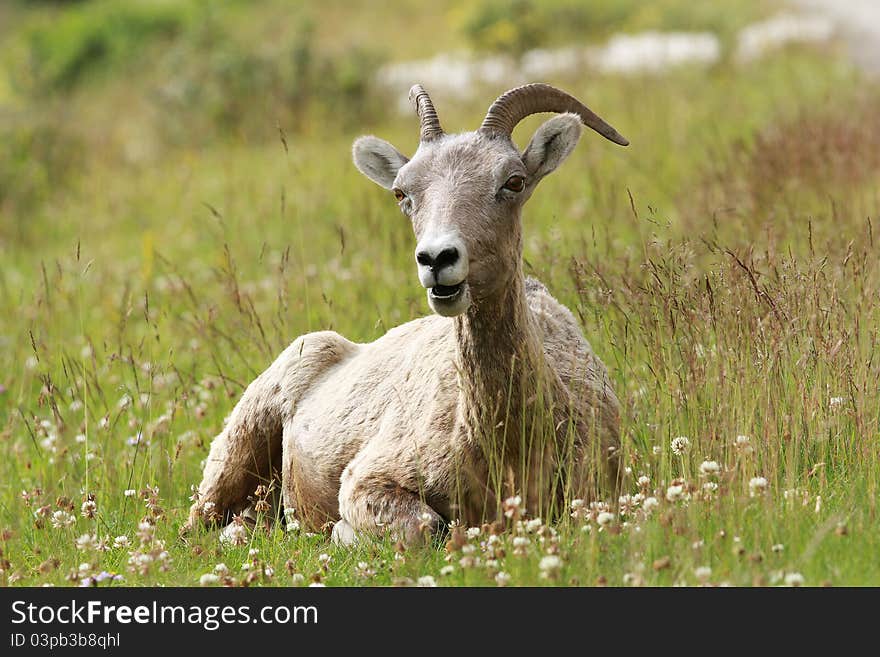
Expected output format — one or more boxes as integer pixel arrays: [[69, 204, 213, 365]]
[[1, 0, 879, 587]]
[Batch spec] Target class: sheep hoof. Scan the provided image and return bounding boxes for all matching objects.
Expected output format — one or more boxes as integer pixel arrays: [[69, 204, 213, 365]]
[[331, 519, 358, 546]]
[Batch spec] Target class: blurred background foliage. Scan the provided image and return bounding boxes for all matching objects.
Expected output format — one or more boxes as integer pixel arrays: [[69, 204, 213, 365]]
[[0, 0, 781, 229]]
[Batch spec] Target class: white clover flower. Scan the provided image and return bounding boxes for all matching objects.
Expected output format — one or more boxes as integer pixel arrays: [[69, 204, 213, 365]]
[[113, 535, 130, 549], [51, 510, 76, 529], [829, 396, 845, 408], [784, 572, 805, 587], [539, 555, 562, 578], [702, 482, 719, 494], [671, 436, 690, 455], [772, 544, 784, 553], [81, 500, 97, 519], [502, 495, 522, 519], [512, 536, 530, 555], [637, 475, 650, 488], [749, 477, 768, 497], [525, 518, 543, 533], [75, 533, 97, 551], [439, 565, 455, 577], [318, 553, 332, 568], [642, 496, 659, 513], [123, 489, 137, 498], [666, 484, 685, 502], [291, 573, 305, 585], [308, 583, 325, 588], [248, 548, 259, 558], [495, 571, 511, 587], [220, 522, 246, 547], [466, 527, 481, 540], [417, 576, 437, 587], [571, 499, 584, 511], [699, 460, 721, 476], [75, 433, 87, 443], [199, 573, 220, 586], [694, 566, 712, 582], [596, 512, 615, 528], [652, 445, 662, 455]]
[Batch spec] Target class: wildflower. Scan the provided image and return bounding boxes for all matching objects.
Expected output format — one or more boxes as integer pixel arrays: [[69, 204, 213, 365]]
[[51, 511, 75, 529], [671, 436, 690, 455], [539, 555, 563, 579], [355, 562, 376, 579], [136, 521, 155, 544], [735, 435, 753, 454], [666, 484, 685, 502], [75, 533, 97, 551], [81, 499, 97, 519], [512, 536, 530, 556], [596, 512, 615, 528], [772, 544, 784, 553], [502, 496, 523, 519], [495, 571, 511, 587], [784, 572, 805, 587], [308, 582, 325, 588], [652, 445, 662, 455], [692, 540, 704, 550], [814, 495, 822, 514], [214, 563, 229, 576], [317, 553, 332, 569], [75, 434, 86, 443], [417, 576, 437, 587], [291, 574, 305, 585], [439, 565, 455, 577], [637, 475, 650, 488], [220, 522, 247, 547], [525, 518, 543, 533], [749, 477, 768, 497], [199, 573, 220, 586], [694, 566, 712, 583], [113, 536, 130, 549], [466, 527, 481, 540], [458, 555, 477, 569], [124, 489, 136, 498], [642, 496, 659, 513], [829, 396, 845, 408], [699, 460, 721, 476], [702, 482, 719, 495]]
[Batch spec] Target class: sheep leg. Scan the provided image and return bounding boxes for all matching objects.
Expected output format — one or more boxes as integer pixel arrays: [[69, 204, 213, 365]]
[[337, 464, 444, 546], [182, 352, 289, 535], [183, 333, 357, 537]]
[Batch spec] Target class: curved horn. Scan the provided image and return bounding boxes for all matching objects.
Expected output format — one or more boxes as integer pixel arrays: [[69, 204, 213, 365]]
[[409, 84, 444, 142], [479, 83, 629, 146]]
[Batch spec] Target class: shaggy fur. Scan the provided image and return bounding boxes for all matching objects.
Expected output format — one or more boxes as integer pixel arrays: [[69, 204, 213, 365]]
[[184, 98, 622, 545]]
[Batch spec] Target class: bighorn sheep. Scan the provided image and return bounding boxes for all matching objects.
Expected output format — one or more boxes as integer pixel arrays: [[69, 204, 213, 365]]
[[184, 83, 627, 545]]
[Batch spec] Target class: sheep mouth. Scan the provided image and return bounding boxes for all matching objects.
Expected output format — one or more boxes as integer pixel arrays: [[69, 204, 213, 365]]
[[429, 282, 465, 302]]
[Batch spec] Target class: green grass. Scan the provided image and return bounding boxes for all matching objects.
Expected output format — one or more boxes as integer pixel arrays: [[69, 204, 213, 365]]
[[1, 1, 879, 587]]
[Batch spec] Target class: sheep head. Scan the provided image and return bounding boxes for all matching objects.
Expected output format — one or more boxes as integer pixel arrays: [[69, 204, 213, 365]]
[[353, 83, 628, 318]]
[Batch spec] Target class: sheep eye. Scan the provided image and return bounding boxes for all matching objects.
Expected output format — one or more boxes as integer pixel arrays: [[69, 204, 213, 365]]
[[503, 175, 525, 193], [393, 189, 406, 202]]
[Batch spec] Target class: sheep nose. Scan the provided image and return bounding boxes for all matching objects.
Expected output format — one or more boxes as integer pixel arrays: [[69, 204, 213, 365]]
[[416, 247, 459, 271]]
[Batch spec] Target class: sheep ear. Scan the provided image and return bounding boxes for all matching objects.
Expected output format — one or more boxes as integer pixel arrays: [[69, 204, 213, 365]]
[[521, 113, 582, 184], [352, 136, 409, 189]]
